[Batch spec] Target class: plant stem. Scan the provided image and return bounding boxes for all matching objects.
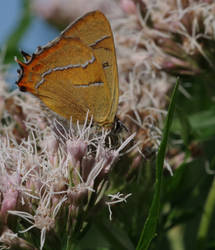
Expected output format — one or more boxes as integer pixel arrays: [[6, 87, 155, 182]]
[[196, 177, 215, 250]]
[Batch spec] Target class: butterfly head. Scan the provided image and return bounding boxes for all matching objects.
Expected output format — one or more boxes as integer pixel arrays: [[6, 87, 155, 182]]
[[15, 56, 38, 94]]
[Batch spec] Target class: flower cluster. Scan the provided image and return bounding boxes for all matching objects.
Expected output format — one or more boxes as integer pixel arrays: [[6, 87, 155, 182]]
[[113, 0, 215, 168], [0, 79, 134, 249]]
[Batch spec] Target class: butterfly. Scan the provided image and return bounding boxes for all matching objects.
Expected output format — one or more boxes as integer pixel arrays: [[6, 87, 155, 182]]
[[16, 10, 119, 128]]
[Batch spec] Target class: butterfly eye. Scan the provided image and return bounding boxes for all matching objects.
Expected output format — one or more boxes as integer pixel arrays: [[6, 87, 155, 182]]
[[19, 86, 27, 92]]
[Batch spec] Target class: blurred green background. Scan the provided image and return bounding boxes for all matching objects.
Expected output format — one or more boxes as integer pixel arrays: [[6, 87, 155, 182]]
[[0, 0, 58, 86]]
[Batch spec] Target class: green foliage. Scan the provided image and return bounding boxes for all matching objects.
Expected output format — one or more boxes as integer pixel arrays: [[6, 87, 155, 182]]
[[136, 80, 179, 250]]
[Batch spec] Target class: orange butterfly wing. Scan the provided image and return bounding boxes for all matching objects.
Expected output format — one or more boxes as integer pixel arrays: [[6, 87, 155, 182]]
[[62, 11, 119, 124], [16, 11, 118, 127]]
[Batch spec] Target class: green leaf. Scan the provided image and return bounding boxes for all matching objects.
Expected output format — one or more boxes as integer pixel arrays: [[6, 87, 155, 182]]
[[136, 79, 179, 250], [196, 169, 215, 250], [172, 108, 215, 141], [176, 108, 193, 146]]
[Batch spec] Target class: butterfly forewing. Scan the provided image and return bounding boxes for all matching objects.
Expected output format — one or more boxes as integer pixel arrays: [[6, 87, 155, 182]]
[[62, 11, 119, 125]]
